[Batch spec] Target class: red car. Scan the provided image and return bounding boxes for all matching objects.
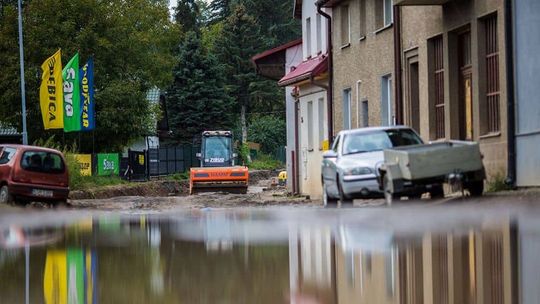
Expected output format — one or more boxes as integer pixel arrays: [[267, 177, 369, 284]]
[[0, 145, 69, 204]]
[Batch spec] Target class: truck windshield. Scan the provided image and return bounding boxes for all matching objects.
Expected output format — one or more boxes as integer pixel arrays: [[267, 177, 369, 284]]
[[204, 136, 231, 163], [343, 129, 423, 155]]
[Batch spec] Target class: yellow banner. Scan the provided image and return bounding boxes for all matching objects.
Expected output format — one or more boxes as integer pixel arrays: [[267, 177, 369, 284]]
[[39, 49, 64, 129], [74, 154, 92, 176], [43, 250, 67, 304]]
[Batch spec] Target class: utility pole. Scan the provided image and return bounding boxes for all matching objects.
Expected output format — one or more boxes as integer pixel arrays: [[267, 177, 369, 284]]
[[18, 0, 28, 145]]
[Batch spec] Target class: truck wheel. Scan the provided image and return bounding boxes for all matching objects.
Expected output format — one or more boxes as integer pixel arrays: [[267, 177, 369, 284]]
[[323, 184, 338, 207], [429, 185, 445, 199], [467, 181, 484, 197], [338, 181, 353, 205], [0, 185, 14, 204]]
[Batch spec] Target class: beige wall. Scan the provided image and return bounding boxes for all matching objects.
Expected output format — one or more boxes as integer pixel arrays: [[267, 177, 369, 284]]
[[332, 0, 396, 134], [400, 0, 508, 181]]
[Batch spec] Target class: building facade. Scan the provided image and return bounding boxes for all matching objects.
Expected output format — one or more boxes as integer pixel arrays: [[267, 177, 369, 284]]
[[397, 0, 510, 182], [323, 0, 397, 133], [277, 0, 332, 199]]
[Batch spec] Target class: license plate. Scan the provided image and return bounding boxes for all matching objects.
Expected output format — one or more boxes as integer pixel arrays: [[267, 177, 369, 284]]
[[32, 189, 53, 198]]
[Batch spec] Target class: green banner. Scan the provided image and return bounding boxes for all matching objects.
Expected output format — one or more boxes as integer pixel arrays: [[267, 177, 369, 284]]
[[62, 53, 81, 132], [97, 153, 119, 176], [66, 248, 84, 304]]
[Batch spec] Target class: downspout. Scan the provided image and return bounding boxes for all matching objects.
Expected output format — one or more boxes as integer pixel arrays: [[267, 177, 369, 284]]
[[294, 96, 300, 194], [317, 2, 334, 145], [504, 0, 516, 187], [393, 5, 404, 125]]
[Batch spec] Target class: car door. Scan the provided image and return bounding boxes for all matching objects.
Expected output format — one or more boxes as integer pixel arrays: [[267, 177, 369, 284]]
[[322, 134, 341, 196]]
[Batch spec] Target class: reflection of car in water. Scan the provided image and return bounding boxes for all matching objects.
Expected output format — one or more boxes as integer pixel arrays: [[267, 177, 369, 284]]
[[321, 126, 423, 205], [0, 145, 70, 205], [190, 131, 249, 194]]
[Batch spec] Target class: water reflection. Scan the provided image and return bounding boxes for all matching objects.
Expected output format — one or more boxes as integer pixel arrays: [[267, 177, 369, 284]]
[[0, 211, 529, 303]]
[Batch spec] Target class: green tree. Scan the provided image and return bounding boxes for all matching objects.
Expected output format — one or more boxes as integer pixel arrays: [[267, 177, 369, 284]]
[[0, 0, 179, 151], [174, 0, 200, 33], [214, 4, 263, 144], [166, 31, 234, 144], [207, 0, 231, 24], [248, 115, 286, 154]]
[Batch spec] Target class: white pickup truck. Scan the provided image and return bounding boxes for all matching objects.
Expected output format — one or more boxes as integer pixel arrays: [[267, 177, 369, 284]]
[[378, 140, 486, 204]]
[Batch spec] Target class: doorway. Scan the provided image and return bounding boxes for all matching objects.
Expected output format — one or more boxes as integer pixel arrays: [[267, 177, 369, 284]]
[[458, 30, 473, 140], [408, 61, 420, 131]]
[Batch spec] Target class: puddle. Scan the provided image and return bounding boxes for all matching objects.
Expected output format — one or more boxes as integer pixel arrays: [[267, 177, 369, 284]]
[[0, 209, 536, 303]]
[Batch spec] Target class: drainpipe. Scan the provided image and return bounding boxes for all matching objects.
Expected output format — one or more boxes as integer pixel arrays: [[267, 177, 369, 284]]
[[393, 5, 404, 125], [294, 96, 300, 194], [504, 0, 516, 188], [317, 2, 334, 145]]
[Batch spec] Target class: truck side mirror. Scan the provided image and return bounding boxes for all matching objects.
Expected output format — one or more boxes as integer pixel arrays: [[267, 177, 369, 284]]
[[196, 153, 201, 158]]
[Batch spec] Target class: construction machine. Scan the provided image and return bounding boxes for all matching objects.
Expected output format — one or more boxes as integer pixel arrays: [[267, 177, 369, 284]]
[[189, 131, 249, 194]]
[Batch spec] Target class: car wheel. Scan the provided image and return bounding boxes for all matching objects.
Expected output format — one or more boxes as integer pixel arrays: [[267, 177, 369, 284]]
[[337, 179, 353, 205], [467, 181, 484, 197], [429, 184, 445, 199], [0, 185, 14, 204], [323, 183, 338, 207]]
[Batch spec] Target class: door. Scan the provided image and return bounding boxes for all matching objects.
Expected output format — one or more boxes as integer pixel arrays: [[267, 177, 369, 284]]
[[460, 71, 473, 140], [458, 30, 473, 140], [408, 62, 420, 131]]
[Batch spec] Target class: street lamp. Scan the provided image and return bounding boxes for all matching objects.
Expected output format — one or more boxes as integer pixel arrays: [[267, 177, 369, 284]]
[[17, 0, 28, 145]]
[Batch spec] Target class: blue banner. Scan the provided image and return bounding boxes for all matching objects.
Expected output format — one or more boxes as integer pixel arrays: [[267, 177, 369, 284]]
[[80, 58, 95, 131]]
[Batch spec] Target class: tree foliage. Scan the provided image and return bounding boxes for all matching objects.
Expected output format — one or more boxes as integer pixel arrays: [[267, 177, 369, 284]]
[[0, 0, 179, 151], [166, 31, 234, 144], [248, 115, 286, 154]]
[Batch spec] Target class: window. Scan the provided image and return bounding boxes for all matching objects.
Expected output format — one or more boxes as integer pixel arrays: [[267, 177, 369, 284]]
[[306, 17, 312, 57], [332, 135, 340, 153], [361, 100, 369, 127], [203, 136, 232, 164], [307, 101, 314, 150], [343, 88, 352, 130], [384, 0, 393, 27], [483, 14, 500, 133], [21, 151, 65, 173], [318, 98, 325, 149], [430, 35, 445, 139], [381, 75, 393, 126], [0, 147, 16, 164], [316, 13, 322, 53], [359, 0, 366, 38], [356, 81, 362, 128], [341, 5, 350, 46], [376, 0, 393, 29]]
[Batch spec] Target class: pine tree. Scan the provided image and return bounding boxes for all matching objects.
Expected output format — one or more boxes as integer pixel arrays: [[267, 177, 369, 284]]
[[214, 4, 263, 144], [166, 31, 234, 144], [207, 0, 231, 24], [174, 0, 200, 33]]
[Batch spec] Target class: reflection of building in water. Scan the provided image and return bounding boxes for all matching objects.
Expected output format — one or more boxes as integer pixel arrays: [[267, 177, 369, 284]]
[[289, 221, 518, 304], [332, 221, 516, 304], [289, 227, 336, 304]]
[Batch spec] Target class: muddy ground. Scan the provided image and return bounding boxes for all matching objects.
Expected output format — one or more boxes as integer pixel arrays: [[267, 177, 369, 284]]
[[69, 169, 316, 211]]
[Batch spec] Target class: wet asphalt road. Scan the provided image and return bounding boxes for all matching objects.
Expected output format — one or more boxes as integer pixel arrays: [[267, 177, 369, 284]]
[[1, 189, 540, 303]]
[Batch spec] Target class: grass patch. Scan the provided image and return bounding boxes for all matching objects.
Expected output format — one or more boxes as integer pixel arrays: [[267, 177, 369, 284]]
[[248, 154, 283, 170], [166, 171, 190, 181], [486, 171, 513, 192], [73, 176, 127, 191]]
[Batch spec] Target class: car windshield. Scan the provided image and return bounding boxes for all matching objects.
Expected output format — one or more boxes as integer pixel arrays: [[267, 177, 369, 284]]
[[20, 151, 65, 174], [343, 129, 423, 155], [203, 136, 231, 163], [0, 147, 16, 165]]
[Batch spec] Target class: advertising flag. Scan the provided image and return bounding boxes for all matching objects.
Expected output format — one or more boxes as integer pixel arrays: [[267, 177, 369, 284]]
[[39, 49, 64, 129], [80, 58, 95, 131], [62, 53, 81, 132]]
